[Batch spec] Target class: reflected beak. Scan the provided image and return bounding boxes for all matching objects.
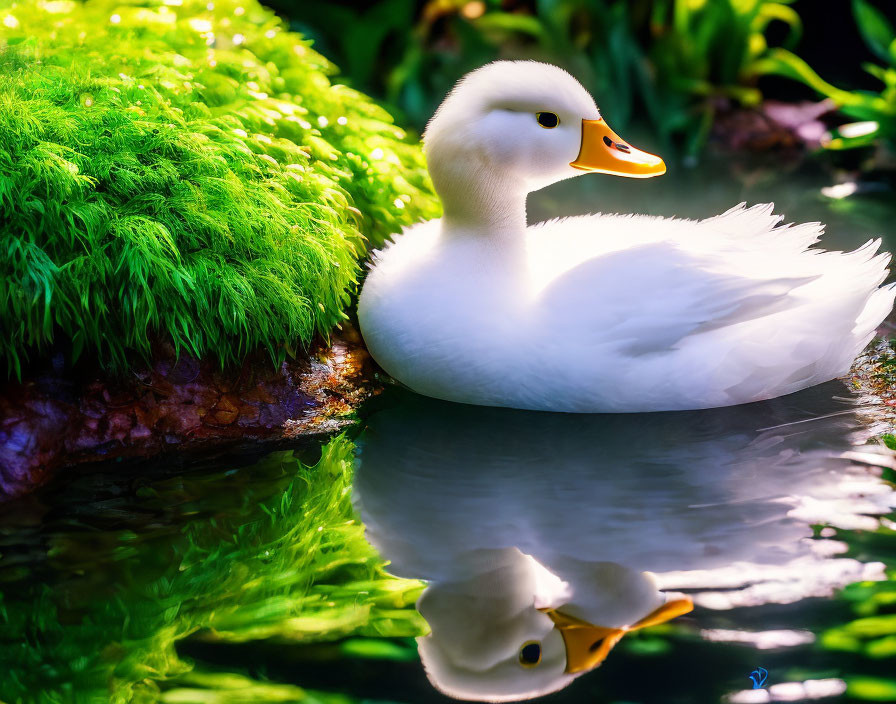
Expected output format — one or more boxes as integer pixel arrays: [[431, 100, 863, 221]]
[[570, 118, 666, 178], [540, 597, 693, 674]]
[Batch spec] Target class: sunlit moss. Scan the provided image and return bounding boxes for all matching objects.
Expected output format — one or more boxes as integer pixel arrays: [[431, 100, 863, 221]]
[[0, 0, 439, 377], [0, 437, 426, 703]]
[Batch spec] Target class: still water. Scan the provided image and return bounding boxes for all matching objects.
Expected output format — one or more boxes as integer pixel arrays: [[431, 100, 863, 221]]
[[3, 381, 895, 704], [2, 166, 896, 703]]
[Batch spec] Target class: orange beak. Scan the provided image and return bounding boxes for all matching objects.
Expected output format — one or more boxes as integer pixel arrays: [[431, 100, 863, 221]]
[[570, 118, 666, 178], [540, 597, 693, 674]]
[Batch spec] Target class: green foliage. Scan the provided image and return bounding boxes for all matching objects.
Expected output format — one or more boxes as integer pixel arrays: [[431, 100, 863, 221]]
[[645, 0, 802, 154], [0, 0, 439, 377], [820, 520, 896, 700], [290, 0, 803, 155], [756, 0, 896, 150], [0, 436, 426, 704]]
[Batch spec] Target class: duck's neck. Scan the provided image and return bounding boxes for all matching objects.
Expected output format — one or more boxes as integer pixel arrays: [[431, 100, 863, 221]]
[[434, 165, 529, 241]]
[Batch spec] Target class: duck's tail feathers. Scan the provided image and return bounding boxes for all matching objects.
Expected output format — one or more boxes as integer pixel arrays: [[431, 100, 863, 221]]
[[703, 202, 824, 252], [835, 240, 894, 372], [854, 281, 896, 341]]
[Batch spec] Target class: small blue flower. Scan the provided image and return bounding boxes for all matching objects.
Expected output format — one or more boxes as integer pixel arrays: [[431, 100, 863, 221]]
[[749, 667, 769, 689]]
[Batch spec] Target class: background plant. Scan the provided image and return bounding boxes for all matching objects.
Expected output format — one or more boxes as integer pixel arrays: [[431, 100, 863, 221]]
[[287, 0, 803, 155], [645, 0, 802, 154], [0, 0, 439, 378], [755, 0, 896, 151]]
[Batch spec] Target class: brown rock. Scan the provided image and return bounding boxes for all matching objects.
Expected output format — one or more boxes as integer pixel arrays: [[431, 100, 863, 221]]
[[0, 328, 378, 500]]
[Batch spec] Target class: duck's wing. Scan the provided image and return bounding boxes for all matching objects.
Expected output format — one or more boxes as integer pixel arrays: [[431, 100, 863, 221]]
[[534, 237, 815, 355], [530, 206, 890, 357]]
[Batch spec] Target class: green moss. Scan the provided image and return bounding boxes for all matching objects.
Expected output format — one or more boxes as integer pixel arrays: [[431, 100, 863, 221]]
[[0, 0, 439, 377], [0, 436, 426, 703]]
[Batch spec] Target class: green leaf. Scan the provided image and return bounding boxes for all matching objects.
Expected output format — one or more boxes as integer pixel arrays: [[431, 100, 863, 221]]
[[473, 12, 547, 40], [753, 49, 890, 112], [853, 0, 896, 63], [753, 3, 802, 48]]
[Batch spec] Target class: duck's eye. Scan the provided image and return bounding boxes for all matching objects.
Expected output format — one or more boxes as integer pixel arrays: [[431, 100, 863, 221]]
[[536, 112, 559, 129], [518, 641, 542, 667]]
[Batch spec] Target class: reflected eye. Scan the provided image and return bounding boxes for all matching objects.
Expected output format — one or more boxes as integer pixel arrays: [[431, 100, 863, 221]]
[[536, 112, 559, 129], [518, 641, 542, 667]]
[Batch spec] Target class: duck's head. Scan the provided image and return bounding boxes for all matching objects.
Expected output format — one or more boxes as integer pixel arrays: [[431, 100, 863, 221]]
[[424, 61, 664, 227], [416, 550, 692, 702]]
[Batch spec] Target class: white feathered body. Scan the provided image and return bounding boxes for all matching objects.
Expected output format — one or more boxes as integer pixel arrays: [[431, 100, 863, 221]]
[[359, 203, 894, 412]]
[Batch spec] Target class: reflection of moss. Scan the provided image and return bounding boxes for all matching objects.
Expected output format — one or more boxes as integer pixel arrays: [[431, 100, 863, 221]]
[[0, 437, 425, 703], [159, 671, 352, 704], [0, 0, 439, 377], [847, 677, 896, 702], [823, 570, 896, 660], [818, 519, 896, 700]]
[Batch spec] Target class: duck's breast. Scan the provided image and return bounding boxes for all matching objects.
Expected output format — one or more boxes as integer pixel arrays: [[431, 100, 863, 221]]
[[359, 221, 532, 404]]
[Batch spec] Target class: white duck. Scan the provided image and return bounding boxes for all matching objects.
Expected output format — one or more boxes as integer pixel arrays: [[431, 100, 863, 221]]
[[358, 61, 895, 412]]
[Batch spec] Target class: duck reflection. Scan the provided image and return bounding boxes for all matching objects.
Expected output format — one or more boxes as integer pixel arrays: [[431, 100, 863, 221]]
[[353, 383, 894, 702]]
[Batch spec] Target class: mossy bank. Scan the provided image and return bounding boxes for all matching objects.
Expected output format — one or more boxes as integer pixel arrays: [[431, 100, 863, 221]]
[[0, 0, 438, 375], [0, 0, 440, 494]]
